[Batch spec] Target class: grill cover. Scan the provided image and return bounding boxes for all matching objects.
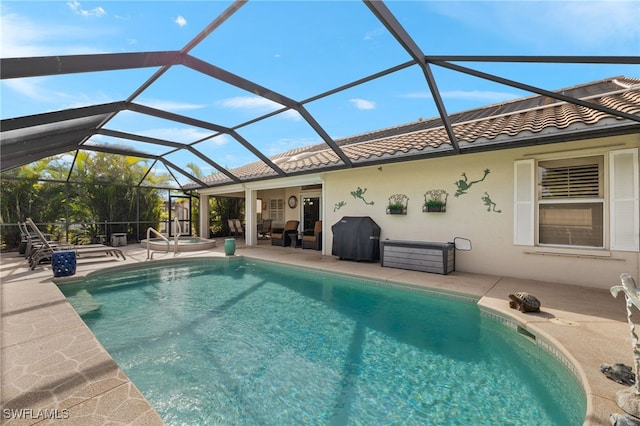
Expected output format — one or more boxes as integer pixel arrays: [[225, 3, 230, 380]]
[[331, 216, 381, 261]]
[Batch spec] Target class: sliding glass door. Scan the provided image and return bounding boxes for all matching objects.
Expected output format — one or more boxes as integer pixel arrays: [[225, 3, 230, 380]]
[[302, 196, 321, 233]]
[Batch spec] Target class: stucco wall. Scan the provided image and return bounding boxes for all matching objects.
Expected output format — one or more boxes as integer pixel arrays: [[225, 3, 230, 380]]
[[322, 135, 639, 289]]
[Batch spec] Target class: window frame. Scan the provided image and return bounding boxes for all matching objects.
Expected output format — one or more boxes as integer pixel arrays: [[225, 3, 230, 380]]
[[536, 155, 606, 249], [514, 148, 638, 252], [269, 198, 285, 225]]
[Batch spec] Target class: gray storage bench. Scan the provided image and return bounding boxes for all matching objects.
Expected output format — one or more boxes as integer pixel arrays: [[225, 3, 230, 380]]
[[380, 239, 455, 275]]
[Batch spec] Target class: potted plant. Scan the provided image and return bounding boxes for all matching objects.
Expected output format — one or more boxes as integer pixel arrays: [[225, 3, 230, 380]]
[[386, 194, 409, 215], [424, 199, 445, 212], [423, 190, 448, 213], [387, 202, 405, 214]]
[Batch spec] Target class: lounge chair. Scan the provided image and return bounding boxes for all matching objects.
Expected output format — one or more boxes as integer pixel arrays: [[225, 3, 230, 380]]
[[227, 219, 237, 237], [233, 219, 245, 238], [18, 221, 31, 255], [20, 221, 64, 261], [302, 220, 322, 250], [227, 219, 236, 237], [271, 220, 299, 247], [19, 221, 41, 257], [25, 218, 126, 270], [228, 219, 244, 238]]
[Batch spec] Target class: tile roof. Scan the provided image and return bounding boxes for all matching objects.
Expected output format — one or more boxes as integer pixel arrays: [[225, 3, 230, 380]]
[[201, 76, 640, 186]]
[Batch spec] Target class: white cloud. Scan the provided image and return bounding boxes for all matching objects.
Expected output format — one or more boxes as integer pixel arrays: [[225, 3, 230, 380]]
[[217, 96, 301, 121], [175, 16, 187, 27], [139, 127, 217, 144], [206, 134, 231, 147], [219, 96, 283, 111], [427, 1, 639, 53], [67, 1, 106, 18], [349, 98, 376, 110], [2, 78, 54, 102], [364, 27, 385, 41], [2, 78, 113, 109], [140, 99, 207, 112], [537, 1, 639, 48], [0, 10, 115, 57], [281, 110, 302, 121]]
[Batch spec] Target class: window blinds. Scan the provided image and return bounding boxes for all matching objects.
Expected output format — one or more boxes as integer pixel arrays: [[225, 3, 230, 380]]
[[539, 157, 602, 199]]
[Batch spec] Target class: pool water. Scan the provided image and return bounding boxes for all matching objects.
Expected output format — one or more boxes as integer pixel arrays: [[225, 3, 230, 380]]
[[61, 259, 585, 425]]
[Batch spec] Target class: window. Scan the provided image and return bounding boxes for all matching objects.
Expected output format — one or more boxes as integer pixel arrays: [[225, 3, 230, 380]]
[[514, 148, 638, 252], [537, 156, 604, 247], [269, 198, 284, 225]]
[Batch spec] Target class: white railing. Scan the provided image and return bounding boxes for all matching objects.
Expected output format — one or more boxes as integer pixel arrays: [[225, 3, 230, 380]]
[[146, 218, 183, 260], [146, 227, 170, 260]]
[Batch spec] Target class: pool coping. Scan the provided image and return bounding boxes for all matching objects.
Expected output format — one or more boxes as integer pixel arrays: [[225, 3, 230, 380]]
[[1, 243, 633, 425]]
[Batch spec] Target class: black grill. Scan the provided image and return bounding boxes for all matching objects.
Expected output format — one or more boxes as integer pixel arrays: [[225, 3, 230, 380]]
[[331, 216, 381, 261]]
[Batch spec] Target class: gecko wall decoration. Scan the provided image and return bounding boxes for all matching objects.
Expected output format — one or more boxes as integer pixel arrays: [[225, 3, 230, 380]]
[[350, 187, 375, 205], [334, 201, 346, 212], [481, 192, 502, 213], [454, 169, 490, 197]]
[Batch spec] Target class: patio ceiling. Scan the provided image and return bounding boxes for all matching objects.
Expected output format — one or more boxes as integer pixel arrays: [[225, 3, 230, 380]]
[[1, 0, 639, 190]]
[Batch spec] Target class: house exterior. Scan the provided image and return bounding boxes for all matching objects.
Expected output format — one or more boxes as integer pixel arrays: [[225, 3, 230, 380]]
[[197, 77, 640, 290]]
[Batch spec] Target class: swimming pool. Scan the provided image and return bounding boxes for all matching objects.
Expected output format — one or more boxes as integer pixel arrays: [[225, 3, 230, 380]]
[[61, 258, 585, 425]]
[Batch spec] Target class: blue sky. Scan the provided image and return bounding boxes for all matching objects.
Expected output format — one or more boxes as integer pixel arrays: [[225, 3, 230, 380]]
[[1, 1, 639, 185]]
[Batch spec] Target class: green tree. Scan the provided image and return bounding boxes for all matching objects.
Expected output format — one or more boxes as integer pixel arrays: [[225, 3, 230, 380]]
[[1, 152, 172, 249], [210, 197, 243, 237], [0, 157, 68, 247], [185, 164, 244, 237], [70, 152, 171, 241]]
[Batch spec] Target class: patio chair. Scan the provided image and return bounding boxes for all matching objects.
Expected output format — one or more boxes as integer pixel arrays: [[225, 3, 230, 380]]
[[258, 219, 272, 239], [25, 218, 126, 270], [302, 220, 322, 250], [271, 220, 299, 247]]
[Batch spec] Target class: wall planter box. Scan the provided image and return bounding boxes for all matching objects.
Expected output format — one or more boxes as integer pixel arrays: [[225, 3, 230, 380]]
[[386, 194, 409, 215], [380, 239, 455, 275], [422, 204, 446, 213], [423, 190, 448, 214], [386, 207, 406, 215]]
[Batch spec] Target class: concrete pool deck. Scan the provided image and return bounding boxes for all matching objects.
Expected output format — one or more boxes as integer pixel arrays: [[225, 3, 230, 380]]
[[0, 240, 633, 425]]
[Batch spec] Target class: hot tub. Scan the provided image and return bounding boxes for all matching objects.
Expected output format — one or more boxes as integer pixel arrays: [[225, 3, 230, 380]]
[[142, 237, 217, 252]]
